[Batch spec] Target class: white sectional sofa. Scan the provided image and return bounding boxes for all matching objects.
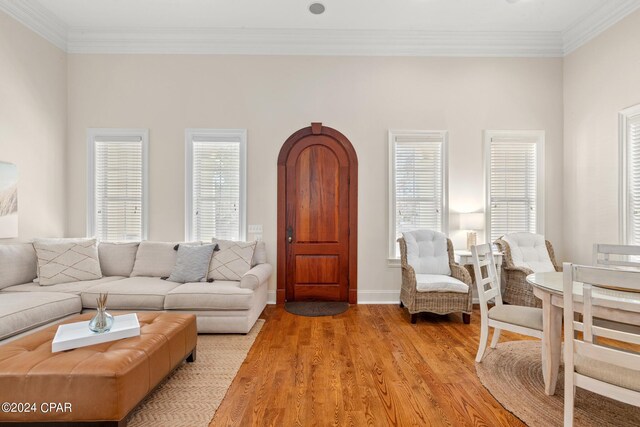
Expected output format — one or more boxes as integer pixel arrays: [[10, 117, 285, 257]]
[[0, 241, 271, 343]]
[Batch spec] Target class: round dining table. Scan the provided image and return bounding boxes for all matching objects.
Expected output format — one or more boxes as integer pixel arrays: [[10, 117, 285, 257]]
[[527, 271, 640, 396]]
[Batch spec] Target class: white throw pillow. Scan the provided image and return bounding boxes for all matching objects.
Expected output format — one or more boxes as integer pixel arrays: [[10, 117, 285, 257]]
[[33, 238, 102, 286], [402, 230, 451, 275], [98, 242, 140, 277], [209, 239, 257, 281], [503, 232, 555, 273], [130, 241, 179, 277]]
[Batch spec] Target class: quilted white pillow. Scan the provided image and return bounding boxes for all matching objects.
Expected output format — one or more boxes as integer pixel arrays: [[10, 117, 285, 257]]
[[402, 230, 451, 275], [33, 238, 102, 286], [209, 239, 257, 281], [503, 232, 555, 273]]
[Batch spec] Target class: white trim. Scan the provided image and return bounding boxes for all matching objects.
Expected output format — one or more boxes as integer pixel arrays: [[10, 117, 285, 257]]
[[562, 0, 640, 55], [357, 290, 401, 304], [86, 128, 149, 241], [484, 130, 545, 242], [1, 0, 638, 57], [388, 129, 449, 260], [185, 128, 247, 242], [619, 103, 640, 245]]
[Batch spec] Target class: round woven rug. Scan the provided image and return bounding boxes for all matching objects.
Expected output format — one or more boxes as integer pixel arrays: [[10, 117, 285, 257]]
[[284, 301, 349, 317], [476, 340, 640, 427]]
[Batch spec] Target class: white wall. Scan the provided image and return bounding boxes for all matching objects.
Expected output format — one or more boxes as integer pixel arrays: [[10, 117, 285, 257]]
[[66, 54, 563, 301], [563, 9, 640, 264], [0, 10, 67, 241]]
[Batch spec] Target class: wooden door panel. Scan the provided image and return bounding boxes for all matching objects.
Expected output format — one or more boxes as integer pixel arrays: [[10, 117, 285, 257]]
[[295, 255, 339, 283], [294, 145, 339, 243], [277, 124, 358, 304]]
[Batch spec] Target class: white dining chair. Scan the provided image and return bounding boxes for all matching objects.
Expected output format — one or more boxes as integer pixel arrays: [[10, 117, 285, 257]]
[[563, 263, 640, 426], [593, 243, 640, 269], [471, 243, 543, 363]]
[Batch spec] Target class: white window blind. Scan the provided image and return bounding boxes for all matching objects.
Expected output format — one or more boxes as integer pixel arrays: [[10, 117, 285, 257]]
[[87, 129, 148, 242], [186, 129, 246, 242], [389, 130, 448, 259], [486, 131, 543, 242], [622, 106, 640, 245]]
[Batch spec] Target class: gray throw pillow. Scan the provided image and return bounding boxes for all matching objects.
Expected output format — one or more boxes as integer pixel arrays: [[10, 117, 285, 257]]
[[167, 244, 216, 283]]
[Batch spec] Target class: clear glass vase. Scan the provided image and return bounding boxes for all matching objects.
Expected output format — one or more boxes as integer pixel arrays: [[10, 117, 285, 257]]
[[88, 308, 114, 333]]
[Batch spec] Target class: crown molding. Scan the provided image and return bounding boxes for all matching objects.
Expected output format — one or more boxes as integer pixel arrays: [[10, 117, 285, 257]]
[[65, 28, 564, 57], [0, 0, 638, 57], [0, 0, 67, 51], [562, 0, 640, 55]]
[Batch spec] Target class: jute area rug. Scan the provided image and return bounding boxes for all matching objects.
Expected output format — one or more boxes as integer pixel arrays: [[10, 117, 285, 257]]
[[126, 319, 264, 427], [476, 340, 640, 427]]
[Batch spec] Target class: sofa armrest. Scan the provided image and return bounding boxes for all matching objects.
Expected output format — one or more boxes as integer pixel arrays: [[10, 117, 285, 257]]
[[240, 263, 273, 290]]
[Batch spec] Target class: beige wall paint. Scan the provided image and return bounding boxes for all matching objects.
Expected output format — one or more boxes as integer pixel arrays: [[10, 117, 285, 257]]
[[563, 10, 640, 264], [0, 11, 67, 241], [67, 54, 563, 301]]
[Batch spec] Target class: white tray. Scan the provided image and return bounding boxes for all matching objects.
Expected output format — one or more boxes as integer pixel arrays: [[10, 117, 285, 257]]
[[52, 313, 141, 353]]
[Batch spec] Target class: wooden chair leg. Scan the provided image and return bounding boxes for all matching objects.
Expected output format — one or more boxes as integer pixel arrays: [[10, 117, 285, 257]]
[[410, 313, 418, 324], [476, 324, 489, 363], [399, 300, 404, 308], [462, 313, 471, 324]]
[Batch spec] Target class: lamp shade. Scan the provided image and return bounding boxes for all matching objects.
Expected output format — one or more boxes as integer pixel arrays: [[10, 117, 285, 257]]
[[460, 212, 484, 231]]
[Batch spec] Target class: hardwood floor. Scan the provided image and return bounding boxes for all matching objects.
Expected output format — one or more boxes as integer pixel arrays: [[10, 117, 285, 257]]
[[210, 305, 533, 427]]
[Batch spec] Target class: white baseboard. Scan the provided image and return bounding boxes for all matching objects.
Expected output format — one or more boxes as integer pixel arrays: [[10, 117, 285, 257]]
[[267, 290, 477, 305]]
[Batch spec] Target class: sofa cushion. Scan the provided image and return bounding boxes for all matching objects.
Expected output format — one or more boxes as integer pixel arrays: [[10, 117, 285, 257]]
[[168, 244, 216, 283], [98, 242, 139, 277], [415, 274, 469, 293], [402, 230, 451, 275], [1, 276, 124, 295], [209, 240, 257, 281], [0, 243, 37, 290], [130, 241, 179, 277], [81, 277, 180, 310], [0, 292, 82, 340], [164, 282, 254, 311], [503, 232, 555, 273], [33, 238, 102, 285]]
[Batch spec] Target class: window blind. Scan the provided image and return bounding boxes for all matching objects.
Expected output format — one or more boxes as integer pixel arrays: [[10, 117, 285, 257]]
[[626, 114, 640, 244], [189, 135, 243, 241], [94, 137, 144, 242], [488, 134, 539, 241], [392, 132, 446, 257]]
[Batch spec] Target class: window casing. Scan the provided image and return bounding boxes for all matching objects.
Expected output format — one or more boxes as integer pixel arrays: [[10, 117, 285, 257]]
[[87, 129, 148, 242], [485, 130, 544, 242], [388, 130, 448, 260], [185, 129, 247, 242], [620, 104, 640, 245]]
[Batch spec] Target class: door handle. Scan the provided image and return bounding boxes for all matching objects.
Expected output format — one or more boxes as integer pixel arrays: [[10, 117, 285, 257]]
[[287, 226, 293, 243]]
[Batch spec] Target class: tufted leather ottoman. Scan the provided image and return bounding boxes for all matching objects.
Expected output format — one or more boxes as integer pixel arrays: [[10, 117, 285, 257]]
[[0, 312, 197, 426]]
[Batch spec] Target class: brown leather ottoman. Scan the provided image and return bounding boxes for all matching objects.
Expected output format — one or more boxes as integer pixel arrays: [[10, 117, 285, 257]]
[[0, 312, 197, 426]]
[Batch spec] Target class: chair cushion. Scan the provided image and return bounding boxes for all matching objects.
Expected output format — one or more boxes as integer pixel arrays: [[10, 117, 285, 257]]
[[575, 354, 640, 392], [503, 232, 555, 273], [488, 305, 543, 330], [1, 276, 124, 295], [98, 242, 139, 277], [164, 282, 254, 311], [0, 243, 37, 290], [0, 292, 82, 340], [402, 230, 451, 275], [81, 277, 180, 310], [415, 274, 469, 293]]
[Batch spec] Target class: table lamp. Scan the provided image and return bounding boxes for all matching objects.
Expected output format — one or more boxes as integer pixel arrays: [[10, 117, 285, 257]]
[[460, 212, 484, 250]]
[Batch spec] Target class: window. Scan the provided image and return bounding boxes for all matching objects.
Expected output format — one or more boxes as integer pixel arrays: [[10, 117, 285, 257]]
[[388, 130, 448, 260], [87, 129, 148, 242], [485, 130, 544, 242], [620, 104, 640, 244], [185, 129, 247, 242]]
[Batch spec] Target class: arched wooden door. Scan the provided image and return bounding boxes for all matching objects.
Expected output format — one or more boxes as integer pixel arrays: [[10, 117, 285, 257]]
[[277, 123, 358, 304]]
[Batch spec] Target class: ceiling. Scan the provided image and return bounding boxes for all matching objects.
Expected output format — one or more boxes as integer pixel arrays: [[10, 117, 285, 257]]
[[1, 0, 639, 56]]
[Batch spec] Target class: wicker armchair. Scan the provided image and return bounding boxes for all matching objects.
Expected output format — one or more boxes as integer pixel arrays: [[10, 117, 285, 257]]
[[495, 235, 561, 308], [398, 235, 473, 324]]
